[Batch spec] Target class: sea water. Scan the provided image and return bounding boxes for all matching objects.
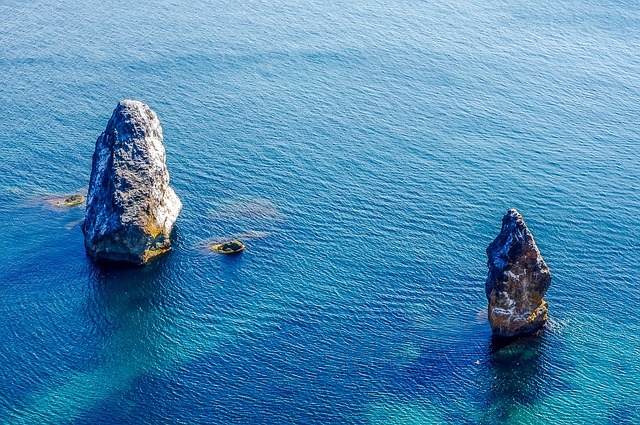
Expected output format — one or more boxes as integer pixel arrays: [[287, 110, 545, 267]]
[[0, 0, 639, 423]]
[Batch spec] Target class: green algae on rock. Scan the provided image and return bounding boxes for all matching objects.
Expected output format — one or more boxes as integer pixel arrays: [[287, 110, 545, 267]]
[[210, 240, 245, 254]]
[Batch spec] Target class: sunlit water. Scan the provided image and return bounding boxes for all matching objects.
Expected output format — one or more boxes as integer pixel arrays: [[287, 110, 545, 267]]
[[1, 0, 639, 423]]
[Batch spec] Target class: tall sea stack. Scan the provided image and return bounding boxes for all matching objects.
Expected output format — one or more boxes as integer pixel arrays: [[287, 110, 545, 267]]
[[485, 209, 551, 338], [83, 100, 182, 265]]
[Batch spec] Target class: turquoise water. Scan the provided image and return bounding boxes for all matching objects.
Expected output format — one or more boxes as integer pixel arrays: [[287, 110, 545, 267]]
[[1, 0, 639, 423]]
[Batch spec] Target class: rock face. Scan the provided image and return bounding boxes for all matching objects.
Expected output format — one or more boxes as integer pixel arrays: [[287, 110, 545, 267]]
[[83, 100, 182, 265], [485, 209, 551, 338]]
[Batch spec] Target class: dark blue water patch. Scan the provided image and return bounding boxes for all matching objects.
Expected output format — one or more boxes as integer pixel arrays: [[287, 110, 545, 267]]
[[605, 402, 640, 425], [79, 309, 402, 424], [479, 336, 556, 419]]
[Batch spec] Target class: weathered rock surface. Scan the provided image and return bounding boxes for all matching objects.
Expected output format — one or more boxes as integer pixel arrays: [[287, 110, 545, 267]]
[[83, 100, 182, 264], [210, 240, 245, 254], [54, 194, 85, 207], [485, 209, 551, 338]]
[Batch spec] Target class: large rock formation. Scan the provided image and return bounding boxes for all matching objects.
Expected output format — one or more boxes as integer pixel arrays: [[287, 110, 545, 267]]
[[485, 209, 551, 338], [83, 100, 182, 265]]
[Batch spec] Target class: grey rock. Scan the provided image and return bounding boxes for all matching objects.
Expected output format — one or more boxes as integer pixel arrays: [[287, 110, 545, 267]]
[[485, 209, 551, 338], [83, 100, 182, 264]]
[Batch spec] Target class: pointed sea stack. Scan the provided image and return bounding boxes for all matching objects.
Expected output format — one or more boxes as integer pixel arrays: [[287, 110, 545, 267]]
[[485, 209, 551, 338], [83, 100, 182, 265]]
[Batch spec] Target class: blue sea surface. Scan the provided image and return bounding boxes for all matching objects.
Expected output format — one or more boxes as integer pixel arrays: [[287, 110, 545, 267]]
[[1, 0, 639, 423]]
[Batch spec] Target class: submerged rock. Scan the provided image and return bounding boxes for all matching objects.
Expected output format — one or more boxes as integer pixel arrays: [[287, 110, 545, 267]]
[[210, 240, 245, 254], [54, 194, 85, 207], [83, 100, 182, 265], [485, 209, 551, 338]]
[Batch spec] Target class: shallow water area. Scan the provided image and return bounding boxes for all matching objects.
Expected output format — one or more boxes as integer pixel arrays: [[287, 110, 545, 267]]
[[1, 0, 639, 423]]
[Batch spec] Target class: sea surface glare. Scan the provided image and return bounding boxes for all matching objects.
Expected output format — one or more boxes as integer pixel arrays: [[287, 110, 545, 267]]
[[1, 0, 639, 423]]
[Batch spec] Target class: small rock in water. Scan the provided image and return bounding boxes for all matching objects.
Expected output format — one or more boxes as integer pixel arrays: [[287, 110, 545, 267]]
[[210, 240, 245, 254], [83, 100, 182, 265], [485, 209, 551, 338], [54, 195, 85, 207]]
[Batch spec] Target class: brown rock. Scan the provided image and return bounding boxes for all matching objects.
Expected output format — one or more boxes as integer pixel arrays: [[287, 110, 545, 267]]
[[485, 209, 551, 338], [210, 240, 245, 254]]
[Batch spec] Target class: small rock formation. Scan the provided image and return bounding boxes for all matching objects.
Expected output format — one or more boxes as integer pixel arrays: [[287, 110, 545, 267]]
[[210, 240, 245, 254], [83, 100, 182, 265], [54, 195, 85, 207], [485, 209, 551, 338]]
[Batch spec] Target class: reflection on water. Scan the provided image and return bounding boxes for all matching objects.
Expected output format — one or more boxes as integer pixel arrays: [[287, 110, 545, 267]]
[[3, 254, 206, 424], [369, 322, 554, 424], [4, 259, 181, 425], [3, 233, 277, 425], [480, 334, 547, 424], [85, 257, 176, 374]]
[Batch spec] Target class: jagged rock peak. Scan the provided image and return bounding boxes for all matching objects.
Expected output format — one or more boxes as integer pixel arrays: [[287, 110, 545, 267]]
[[83, 100, 182, 265], [485, 209, 551, 338]]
